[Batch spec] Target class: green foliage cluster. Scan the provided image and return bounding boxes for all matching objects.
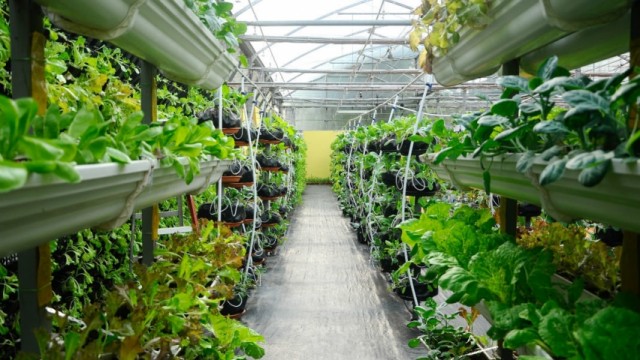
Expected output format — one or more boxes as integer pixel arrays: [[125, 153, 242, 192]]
[[399, 204, 640, 359], [33, 222, 264, 360], [434, 57, 640, 189]]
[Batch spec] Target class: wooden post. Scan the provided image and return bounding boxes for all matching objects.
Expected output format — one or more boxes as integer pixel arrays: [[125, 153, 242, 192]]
[[10, 0, 52, 354], [621, 1, 640, 297], [141, 60, 159, 266], [496, 59, 520, 360]]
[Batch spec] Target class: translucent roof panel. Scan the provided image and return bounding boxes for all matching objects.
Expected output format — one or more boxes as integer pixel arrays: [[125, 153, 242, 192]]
[[235, 0, 416, 84]]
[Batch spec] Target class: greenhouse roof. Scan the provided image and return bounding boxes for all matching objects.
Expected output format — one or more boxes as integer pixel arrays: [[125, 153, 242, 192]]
[[232, 0, 630, 130]]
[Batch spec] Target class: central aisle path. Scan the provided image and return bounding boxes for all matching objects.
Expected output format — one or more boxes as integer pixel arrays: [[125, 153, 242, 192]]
[[243, 185, 423, 360]]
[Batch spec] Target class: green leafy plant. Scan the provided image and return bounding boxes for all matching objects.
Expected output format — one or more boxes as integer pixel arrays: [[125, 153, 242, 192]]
[[434, 56, 640, 188], [410, 0, 492, 72], [408, 298, 481, 360]]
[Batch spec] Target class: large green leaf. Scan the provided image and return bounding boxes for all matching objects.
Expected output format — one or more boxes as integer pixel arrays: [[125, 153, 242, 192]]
[[575, 306, 640, 360], [515, 151, 536, 173], [539, 308, 577, 358], [504, 328, 539, 349], [478, 115, 510, 127], [539, 158, 567, 186], [0, 161, 28, 192], [537, 56, 559, 80], [578, 160, 610, 187], [496, 76, 529, 93], [565, 150, 613, 170], [562, 90, 610, 114], [491, 99, 519, 118], [533, 120, 569, 134]]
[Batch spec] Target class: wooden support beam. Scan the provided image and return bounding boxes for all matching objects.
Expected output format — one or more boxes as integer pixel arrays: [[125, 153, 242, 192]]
[[621, 1, 640, 297], [141, 60, 159, 266], [10, 0, 51, 354]]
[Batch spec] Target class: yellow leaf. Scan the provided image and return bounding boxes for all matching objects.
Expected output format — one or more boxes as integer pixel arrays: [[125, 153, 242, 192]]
[[409, 29, 421, 51], [119, 335, 144, 360]]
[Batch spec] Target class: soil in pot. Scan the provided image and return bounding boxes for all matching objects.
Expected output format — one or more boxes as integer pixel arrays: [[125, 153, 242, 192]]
[[596, 226, 623, 247]]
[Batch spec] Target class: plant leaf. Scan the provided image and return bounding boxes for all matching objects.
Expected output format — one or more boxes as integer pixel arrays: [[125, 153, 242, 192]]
[[0, 161, 28, 193], [533, 120, 569, 134], [562, 90, 610, 114], [478, 115, 510, 127], [491, 99, 519, 118], [539, 158, 567, 186], [497, 76, 529, 93], [565, 150, 613, 170], [516, 151, 536, 173], [578, 160, 610, 187], [504, 328, 539, 349]]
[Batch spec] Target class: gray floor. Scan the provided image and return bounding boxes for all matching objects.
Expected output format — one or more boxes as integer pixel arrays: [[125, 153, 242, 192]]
[[243, 185, 425, 360]]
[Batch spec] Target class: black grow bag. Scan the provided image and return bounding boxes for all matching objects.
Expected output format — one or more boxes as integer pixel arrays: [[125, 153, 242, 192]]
[[220, 293, 248, 316], [198, 202, 246, 223], [197, 106, 241, 129], [394, 279, 438, 302], [397, 139, 429, 156], [396, 178, 440, 197]]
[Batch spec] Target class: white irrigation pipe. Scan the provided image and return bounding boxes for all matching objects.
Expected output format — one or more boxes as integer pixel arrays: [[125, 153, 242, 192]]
[[217, 88, 223, 224], [400, 81, 432, 309], [244, 83, 260, 276]]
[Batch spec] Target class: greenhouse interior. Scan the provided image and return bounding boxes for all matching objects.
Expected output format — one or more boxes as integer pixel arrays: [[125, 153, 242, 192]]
[[0, 0, 639, 359]]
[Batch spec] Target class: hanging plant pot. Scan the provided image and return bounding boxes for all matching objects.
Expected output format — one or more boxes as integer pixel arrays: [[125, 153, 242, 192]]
[[396, 178, 440, 197], [397, 139, 429, 156], [257, 183, 283, 200], [220, 293, 248, 317], [260, 211, 282, 227], [279, 164, 290, 173], [197, 201, 246, 225], [228, 165, 254, 188], [233, 127, 257, 147], [379, 256, 400, 273], [596, 226, 623, 247], [259, 127, 284, 143], [356, 227, 369, 245], [257, 154, 281, 172], [197, 106, 241, 134], [380, 135, 398, 154], [394, 278, 438, 302], [367, 139, 381, 152], [380, 171, 399, 187], [261, 233, 279, 251], [222, 161, 244, 184]]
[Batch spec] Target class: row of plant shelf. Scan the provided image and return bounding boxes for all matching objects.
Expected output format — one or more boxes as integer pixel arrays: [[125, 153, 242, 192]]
[[37, 0, 237, 89], [0, 157, 231, 256], [411, 0, 633, 85], [427, 155, 640, 233]]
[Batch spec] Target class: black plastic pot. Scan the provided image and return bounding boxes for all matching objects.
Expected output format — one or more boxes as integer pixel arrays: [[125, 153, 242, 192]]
[[596, 226, 623, 247], [222, 161, 244, 177], [260, 127, 284, 141], [379, 256, 399, 273], [380, 171, 398, 187], [261, 211, 282, 225], [262, 234, 279, 250], [397, 139, 429, 156], [396, 178, 440, 197], [232, 127, 257, 143], [239, 165, 254, 182], [198, 202, 246, 223], [257, 154, 280, 168], [220, 293, 248, 316], [197, 106, 241, 128], [257, 183, 281, 198], [356, 227, 368, 244], [380, 135, 398, 153], [394, 279, 438, 302]]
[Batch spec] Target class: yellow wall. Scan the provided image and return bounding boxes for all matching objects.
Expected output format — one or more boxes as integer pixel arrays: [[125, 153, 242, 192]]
[[302, 131, 342, 179]]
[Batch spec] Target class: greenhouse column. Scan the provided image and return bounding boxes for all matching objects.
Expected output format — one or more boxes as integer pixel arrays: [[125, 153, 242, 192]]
[[9, 0, 52, 354], [141, 60, 160, 266], [496, 59, 519, 360], [622, 1, 640, 297]]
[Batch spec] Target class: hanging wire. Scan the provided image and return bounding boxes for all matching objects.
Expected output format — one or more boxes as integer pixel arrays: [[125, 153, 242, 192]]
[[399, 80, 433, 309]]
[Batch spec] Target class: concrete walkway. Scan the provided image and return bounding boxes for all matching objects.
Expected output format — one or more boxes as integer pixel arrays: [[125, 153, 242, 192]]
[[243, 185, 424, 360]]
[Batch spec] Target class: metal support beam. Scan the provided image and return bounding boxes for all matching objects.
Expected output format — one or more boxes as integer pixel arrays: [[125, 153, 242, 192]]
[[241, 35, 407, 45], [141, 60, 159, 266], [11, 0, 51, 354], [245, 19, 412, 27], [249, 67, 421, 75]]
